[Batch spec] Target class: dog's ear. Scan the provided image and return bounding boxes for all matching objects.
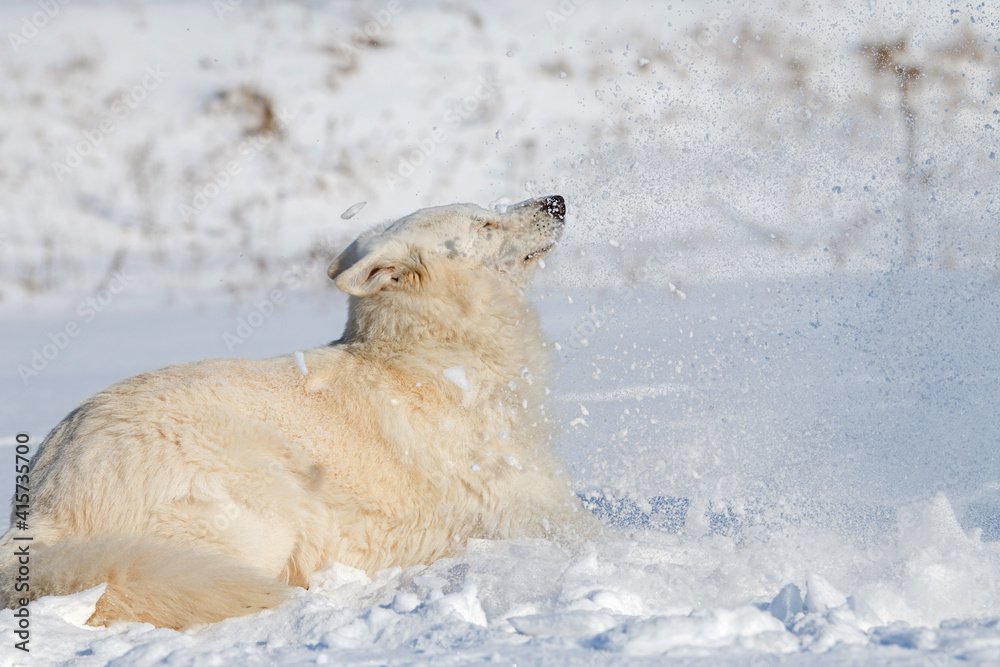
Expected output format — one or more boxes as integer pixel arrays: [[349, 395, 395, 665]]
[[333, 256, 397, 296], [328, 236, 403, 297]]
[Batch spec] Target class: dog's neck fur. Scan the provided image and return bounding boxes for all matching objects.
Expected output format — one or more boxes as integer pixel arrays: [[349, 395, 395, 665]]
[[337, 264, 550, 385], [333, 261, 557, 491]]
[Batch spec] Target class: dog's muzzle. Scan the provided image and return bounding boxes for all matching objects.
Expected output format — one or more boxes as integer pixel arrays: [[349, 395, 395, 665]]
[[509, 195, 566, 221]]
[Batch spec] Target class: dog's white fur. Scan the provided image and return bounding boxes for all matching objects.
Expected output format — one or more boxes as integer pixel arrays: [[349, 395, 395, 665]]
[[0, 196, 600, 629]]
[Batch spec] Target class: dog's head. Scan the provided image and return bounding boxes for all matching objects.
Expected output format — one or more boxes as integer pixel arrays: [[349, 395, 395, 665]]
[[328, 196, 565, 297]]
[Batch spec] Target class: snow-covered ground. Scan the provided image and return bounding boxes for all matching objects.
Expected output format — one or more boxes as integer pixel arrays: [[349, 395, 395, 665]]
[[2, 0, 1000, 664]]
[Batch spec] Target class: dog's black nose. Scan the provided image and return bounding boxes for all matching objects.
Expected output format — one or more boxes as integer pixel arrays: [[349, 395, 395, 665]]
[[540, 195, 565, 221]]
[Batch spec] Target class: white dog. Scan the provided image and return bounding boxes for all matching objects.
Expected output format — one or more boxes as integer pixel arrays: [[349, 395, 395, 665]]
[[0, 196, 600, 629]]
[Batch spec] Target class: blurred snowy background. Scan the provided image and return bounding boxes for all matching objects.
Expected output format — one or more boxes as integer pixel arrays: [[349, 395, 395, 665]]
[[2, 0, 997, 305], [2, 0, 1000, 664]]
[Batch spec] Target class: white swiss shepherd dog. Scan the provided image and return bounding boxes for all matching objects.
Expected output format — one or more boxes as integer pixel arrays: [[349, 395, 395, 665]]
[[0, 196, 603, 629]]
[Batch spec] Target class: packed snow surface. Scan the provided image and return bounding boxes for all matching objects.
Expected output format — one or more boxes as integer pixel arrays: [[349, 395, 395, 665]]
[[2, 0, 1000, 664]]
